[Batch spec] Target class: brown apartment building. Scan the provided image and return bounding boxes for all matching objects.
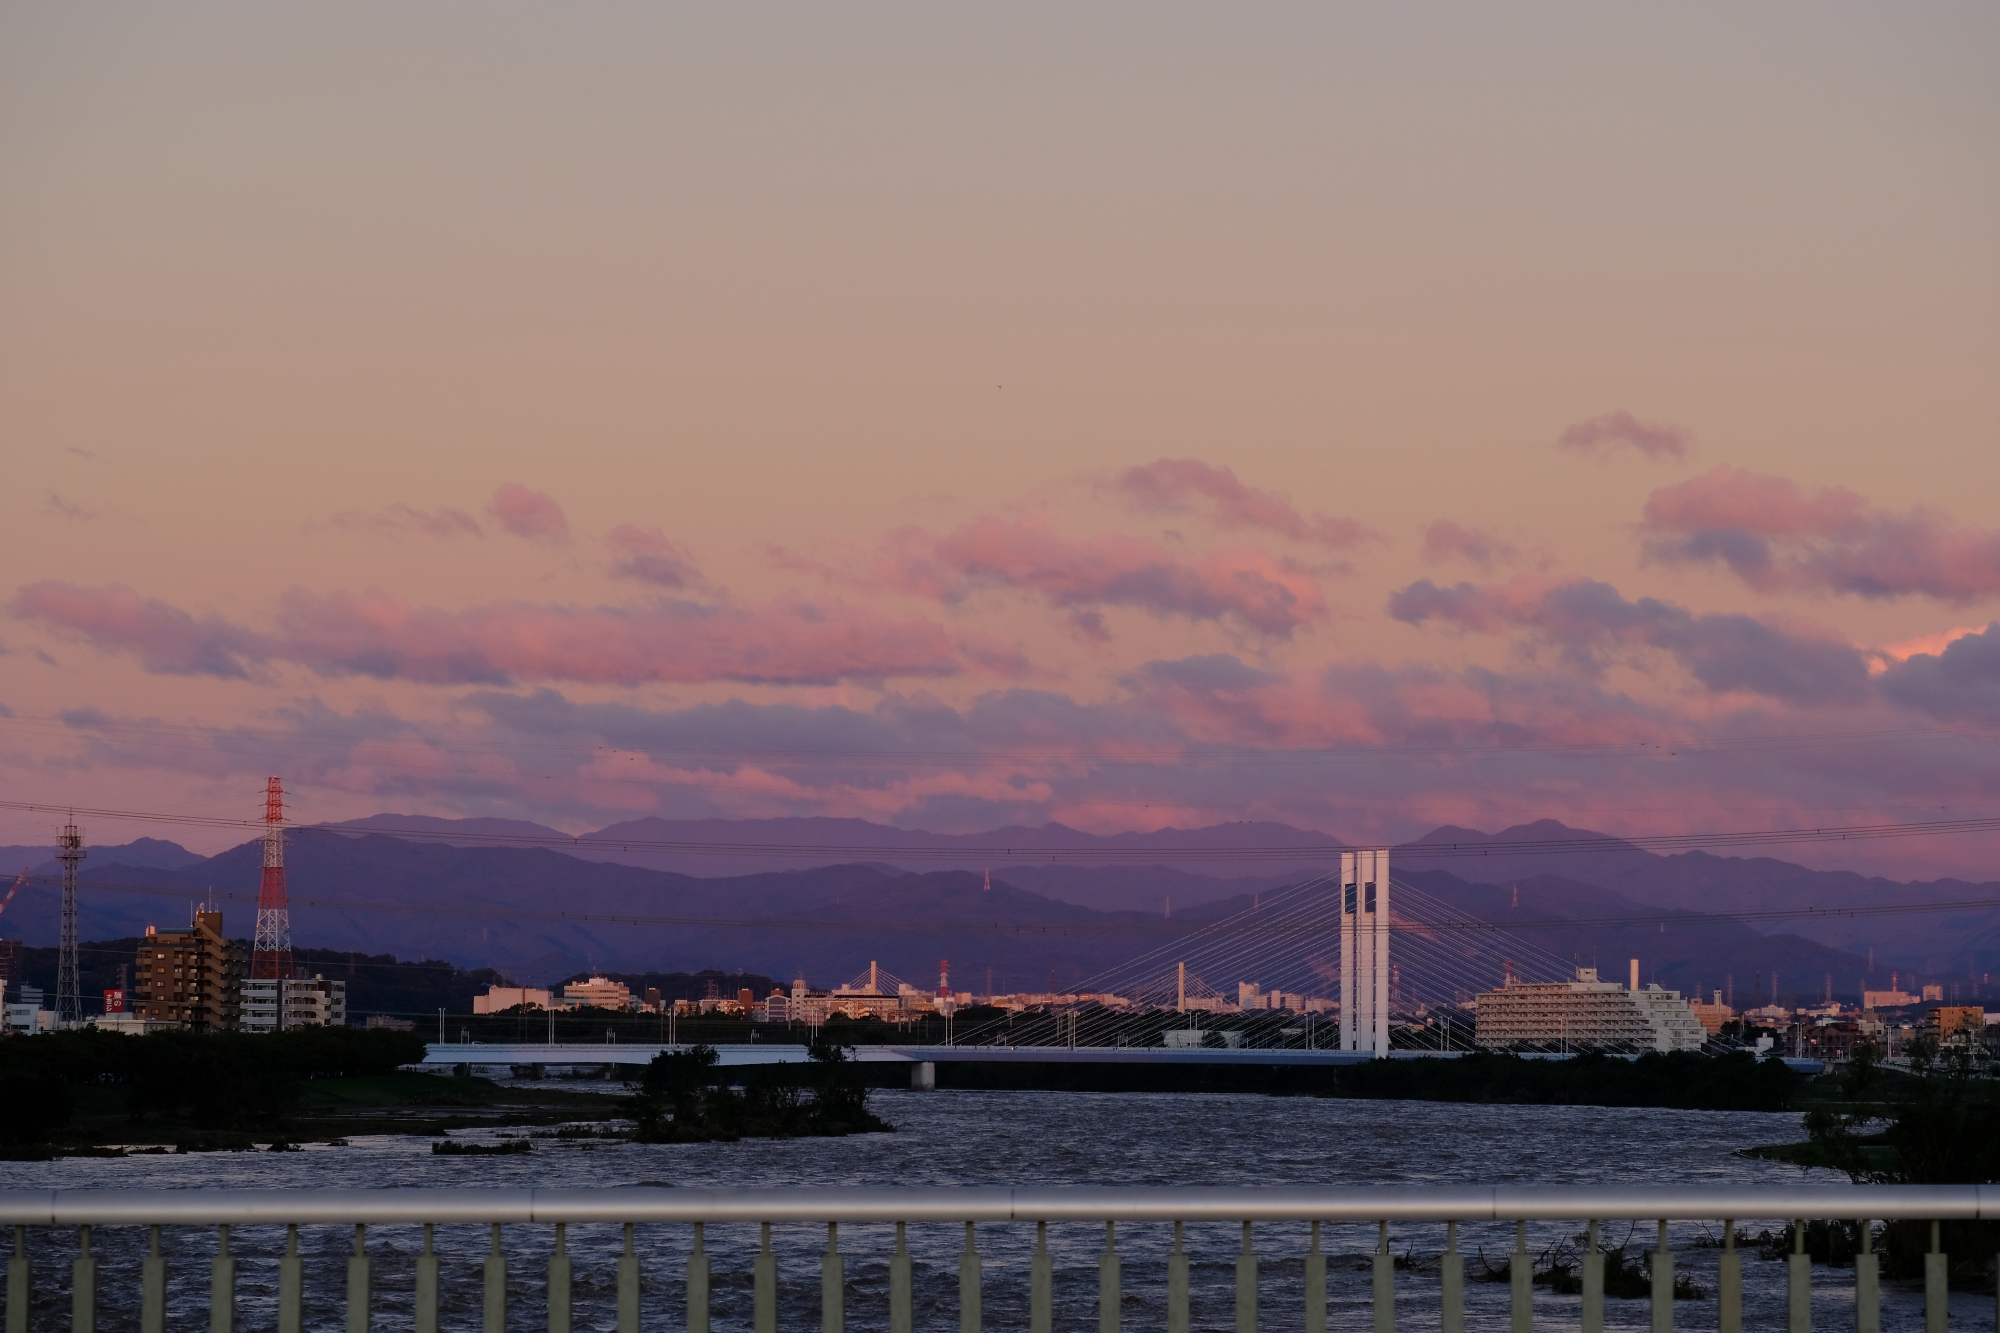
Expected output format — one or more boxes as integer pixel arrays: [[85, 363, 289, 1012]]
[[135, 910, 246, 1030]]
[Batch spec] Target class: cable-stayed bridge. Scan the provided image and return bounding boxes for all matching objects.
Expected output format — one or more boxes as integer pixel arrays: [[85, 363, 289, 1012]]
[[420, 851, 1631, 1072]]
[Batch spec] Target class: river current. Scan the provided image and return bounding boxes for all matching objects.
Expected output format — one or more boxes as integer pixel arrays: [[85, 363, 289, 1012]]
[[2, 1089, 1970, 1332]]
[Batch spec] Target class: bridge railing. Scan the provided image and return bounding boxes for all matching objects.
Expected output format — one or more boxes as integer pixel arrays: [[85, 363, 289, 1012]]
[[4, 1185, 1994, 1333]]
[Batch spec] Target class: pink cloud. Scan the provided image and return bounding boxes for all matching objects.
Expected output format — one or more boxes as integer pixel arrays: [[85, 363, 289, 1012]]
[[1389, 575, 1872, 705], [12, 582, 270, 678], [871, 515, 1328, 637], [1556, 410, 1693, 461], [331, 503, 484, 539], [14, 581, 1002, 686], [1114, 459, 1370, 550], [606, 524, 702, 589], [488, 483, 570, 542], [1873, 624, 1986, 670], [1421, 520, 1518, 570], [30, 659, 2000, 879], [1641, 466, 2000, 603]]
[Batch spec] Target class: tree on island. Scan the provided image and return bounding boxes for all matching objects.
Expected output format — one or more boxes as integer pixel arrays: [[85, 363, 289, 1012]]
[[627, 1041, 891, 1143]]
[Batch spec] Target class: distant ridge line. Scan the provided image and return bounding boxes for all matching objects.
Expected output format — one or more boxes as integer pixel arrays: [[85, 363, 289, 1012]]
[[4, 799, 1999, 860], [18, 866, 2000, 934]]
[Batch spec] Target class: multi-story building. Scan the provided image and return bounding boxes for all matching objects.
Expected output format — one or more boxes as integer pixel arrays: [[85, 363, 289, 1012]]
[[1475, 968, 1707, 1053], [1928, 1006, 1984, 1047], [3, 984, 53, 1034], [134, 912, 245, 1031], [241, 975, 349, 1032], [561, 975, 632, 1011], [1863, 989, 1919, 1010], [473, 986, 554, 1014]]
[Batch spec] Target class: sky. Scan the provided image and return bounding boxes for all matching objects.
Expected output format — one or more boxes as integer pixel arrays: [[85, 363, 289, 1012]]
[[2, 4, 1998, 878]]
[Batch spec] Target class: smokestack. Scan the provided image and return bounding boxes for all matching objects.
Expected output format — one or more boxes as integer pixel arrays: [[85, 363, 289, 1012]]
[[1629, 959, 1640, 993]]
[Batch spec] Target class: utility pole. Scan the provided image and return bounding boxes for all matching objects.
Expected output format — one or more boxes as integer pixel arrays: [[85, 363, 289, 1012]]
[[56, 818, 86, 1028]]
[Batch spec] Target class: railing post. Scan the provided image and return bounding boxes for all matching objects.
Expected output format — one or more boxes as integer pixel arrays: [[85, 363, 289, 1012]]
[[1650, 1221, 1673, 1333], [1787, 1219, 1811, 1333], [1099, 1222, 1120, 1333], [1030, 1223, 1052, 1333], [821, 1222, 844, 1333], [1170, 1223, 1193, 1333], [1717, 1221, 1740, 1333], [73, 1225, 96, 1333], [754, 1223, 777, 1333], [1236, 1222, 1258, 1333], [347, 1224, 370, 1333], [142, 1226, 167, 1333], [279, 1224, 303, 1333], [1439, 1222, 1462, 1333], [416, 1224, 440, 1333], [6, 1226, 27, 1333], [1304, 1222, 1327, 1333], [1854, 1221, 1878, 1333], [1372, 1221, 1394, 1333], [210, 1225, 235, 1333], [959, 1221, 982, 1333], [618, 1222, 641, 1333], [1925, 1221, 1947, 1333], [1581, 1221, 1603, 1333], [890, 1223, 912, 1333], [485, 1223, 508, 1333], [1509, 1221, 1531, 1333], [550, 1224, 572, 1333], [685, 1224, 707, 1333]]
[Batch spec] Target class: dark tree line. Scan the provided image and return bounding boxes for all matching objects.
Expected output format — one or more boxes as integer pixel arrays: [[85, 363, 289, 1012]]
[[0, 1027, 425, 1145]]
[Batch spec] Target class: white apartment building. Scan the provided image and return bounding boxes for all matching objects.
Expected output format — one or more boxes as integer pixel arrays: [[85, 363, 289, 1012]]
[[1475, 968, 1707, 1053], [241, 976, 348, 1033]]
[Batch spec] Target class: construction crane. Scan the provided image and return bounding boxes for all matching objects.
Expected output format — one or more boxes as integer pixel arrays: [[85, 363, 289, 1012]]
[[0, 867, 26, 927]]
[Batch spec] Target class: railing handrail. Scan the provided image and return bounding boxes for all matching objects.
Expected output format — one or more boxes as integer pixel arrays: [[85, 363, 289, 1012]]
[[3, 1184, 1991, 1227]]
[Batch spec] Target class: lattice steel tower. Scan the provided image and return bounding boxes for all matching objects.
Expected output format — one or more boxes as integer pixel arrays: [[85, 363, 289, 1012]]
[[250, 777, 292, 980], [56, 817, 86, 1028]]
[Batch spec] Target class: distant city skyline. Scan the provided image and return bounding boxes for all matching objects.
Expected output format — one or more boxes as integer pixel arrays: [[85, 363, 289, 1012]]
[[3, 5, 1998, 880]]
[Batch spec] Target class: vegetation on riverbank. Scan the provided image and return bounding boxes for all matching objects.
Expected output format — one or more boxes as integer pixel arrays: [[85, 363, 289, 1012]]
[[627, 1043, 891, 1142], [0, 1027, 624, 1155], [1780, 1042, 2000, 1279], [1325, 1050, 1803, 1111]]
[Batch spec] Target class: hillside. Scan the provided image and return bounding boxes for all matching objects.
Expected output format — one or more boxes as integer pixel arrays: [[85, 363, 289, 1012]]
[[0, 827, 1874, 1003]]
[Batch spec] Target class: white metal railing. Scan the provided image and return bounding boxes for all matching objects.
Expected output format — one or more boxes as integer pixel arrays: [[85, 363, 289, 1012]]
[[3, 1186, 1994, 1333]]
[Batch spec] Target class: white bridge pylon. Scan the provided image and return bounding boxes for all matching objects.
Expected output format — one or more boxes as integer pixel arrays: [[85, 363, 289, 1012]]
[[1338, 849, 1390, 1057]]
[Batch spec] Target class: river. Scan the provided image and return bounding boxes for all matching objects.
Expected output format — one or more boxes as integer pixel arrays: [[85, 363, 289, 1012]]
[[2, 1088, 1968, 1332]]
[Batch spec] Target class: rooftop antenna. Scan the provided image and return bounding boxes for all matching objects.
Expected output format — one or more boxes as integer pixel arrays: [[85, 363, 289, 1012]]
[[56, 816, 86, 1028], [250, 777, 293, 980]]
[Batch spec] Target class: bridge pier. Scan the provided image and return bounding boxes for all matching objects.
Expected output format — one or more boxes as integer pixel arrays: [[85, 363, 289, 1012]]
[[911, 1062, 936, 1091]]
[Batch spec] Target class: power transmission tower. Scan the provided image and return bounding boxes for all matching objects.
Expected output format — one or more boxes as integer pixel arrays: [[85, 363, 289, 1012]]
[[251, 777, 292, 982], [56, 817, 86, 1028]]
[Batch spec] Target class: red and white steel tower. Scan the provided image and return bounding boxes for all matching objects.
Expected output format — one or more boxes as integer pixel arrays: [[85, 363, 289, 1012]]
[[250, 777, 292, 980]]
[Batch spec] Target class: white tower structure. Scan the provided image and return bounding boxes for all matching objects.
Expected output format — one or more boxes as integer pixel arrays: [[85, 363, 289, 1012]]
[[1338, 849, 1391, 1057]]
